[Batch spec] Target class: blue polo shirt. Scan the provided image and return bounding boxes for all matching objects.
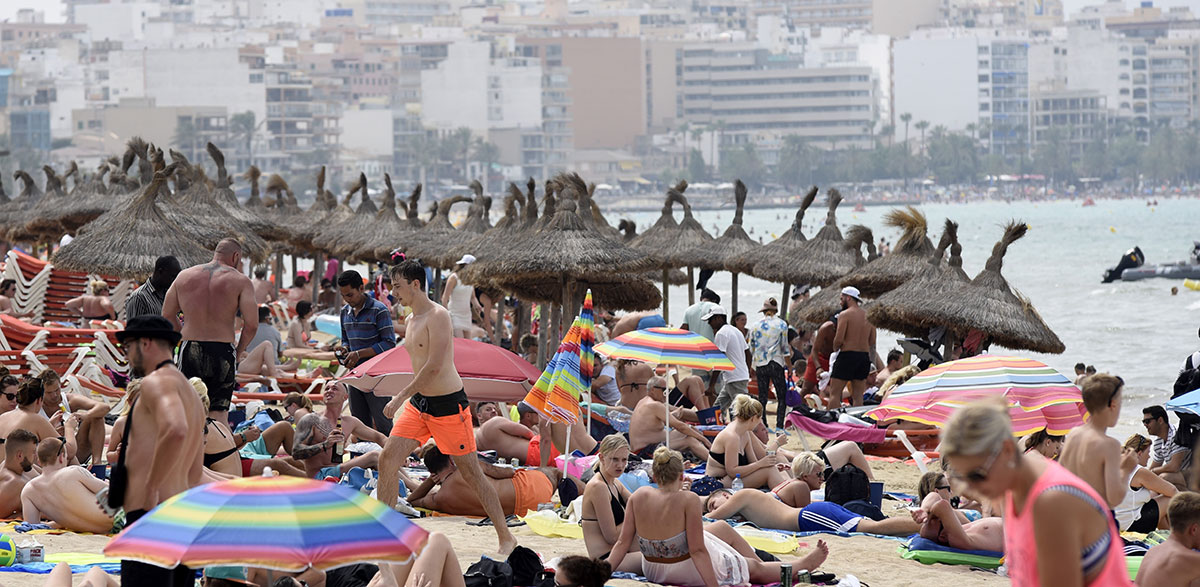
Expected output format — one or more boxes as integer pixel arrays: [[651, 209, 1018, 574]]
[[339, 297, 397, 354]]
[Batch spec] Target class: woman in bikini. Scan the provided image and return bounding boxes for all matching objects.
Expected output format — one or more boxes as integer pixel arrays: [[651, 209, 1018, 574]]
[[941, 401, 1132, 586], [772, 446, 876, 509], [706, 395, 786, 490], [607, 446, 828, 586], [581, 435, 640, 573], [65, 280, 116, 326], [194, 378, 305, 478]]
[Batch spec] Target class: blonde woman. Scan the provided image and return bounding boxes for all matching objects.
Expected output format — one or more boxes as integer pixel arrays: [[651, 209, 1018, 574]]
[[581, 435, 640, 573], [771, 448, 874, 509], [66, 280, 116, 324], [940, 401, 1130, 586], [608, 446, 828, 586], [705, 395, 786, 490]]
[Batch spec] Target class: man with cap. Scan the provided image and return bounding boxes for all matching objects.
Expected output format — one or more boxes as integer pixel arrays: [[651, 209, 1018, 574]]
[[335, 269, 397, 435], [827, 286, 879, 408], [113, 316, 205, 586], [705, 306, 751, 416], [748, 298, 791, 429], [683, 288, 721, 387], [443, 254, 484, 339]]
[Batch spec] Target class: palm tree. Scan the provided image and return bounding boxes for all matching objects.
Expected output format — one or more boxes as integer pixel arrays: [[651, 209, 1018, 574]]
[[406, 133, 439, 186], [711, 119, 726, 172], [880, 123, 895, 148], [915, 120, 930, 156], [900, 113, 913, 155], [471, 138, 500, 192], [230, 111, 256, 166], [173, 117, 200, 161], [448, 127, 473, 182]]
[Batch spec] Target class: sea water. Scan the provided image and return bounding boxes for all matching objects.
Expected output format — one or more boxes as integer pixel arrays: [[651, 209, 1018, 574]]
[[623, 197, 1200, 441]]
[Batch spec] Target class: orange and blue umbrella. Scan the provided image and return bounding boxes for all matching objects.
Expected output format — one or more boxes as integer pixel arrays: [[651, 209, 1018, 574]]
[[865, 355, 1085, 436], [525, 291, 595, 425], [104, 476, 428, 572], [595, 327, 735, 372]]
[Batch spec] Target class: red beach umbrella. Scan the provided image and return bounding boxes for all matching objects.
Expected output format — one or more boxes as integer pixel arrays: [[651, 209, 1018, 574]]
[[338, 338, 541, 403]]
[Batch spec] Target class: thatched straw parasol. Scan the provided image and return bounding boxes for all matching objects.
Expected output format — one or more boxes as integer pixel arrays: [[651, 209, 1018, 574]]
[[866, 219, 966, 338], [282, 170, 348, 253], [5, 170, 47, 244], [922, 221, 1064, 354], [53, 162, 113, 231], [311, 173, 369, 255], [19, 165, 68, 238], [754, 189, 858, 287], [630, 180, 715, 315], [447, 182, 524, 266], [689, 179, 760, 313], [332, 173, 404, 261], [846, 207, 936, 297], [370, 181, 422, 260], [402, 194, 474, 270], [207, 144, 285, 242], [167, 155, 271, 263], [617, 219, 689, 286], [243, 166, 265, 208], [498, 274, 662, 312], [52, 164, 210, 278], [727, 185, 817, 277], [791, 225, 881, 326]]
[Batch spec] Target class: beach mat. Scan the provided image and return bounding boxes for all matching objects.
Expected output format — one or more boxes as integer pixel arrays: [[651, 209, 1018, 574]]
[[0, 552, 121, 574], [898, 536, 1003, 569], [519, 513, 805, 555]]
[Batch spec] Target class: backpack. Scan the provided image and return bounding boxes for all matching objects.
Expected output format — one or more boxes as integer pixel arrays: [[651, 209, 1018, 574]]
[[506, 545, 543, 587], [464, 557, 513, 587], [824, 464, 870, 506], [1173, 368, 1200, 448]]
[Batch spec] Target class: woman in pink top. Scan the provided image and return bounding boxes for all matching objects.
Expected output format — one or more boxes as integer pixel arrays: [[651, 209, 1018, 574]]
[[941, 401, 1131, 587]]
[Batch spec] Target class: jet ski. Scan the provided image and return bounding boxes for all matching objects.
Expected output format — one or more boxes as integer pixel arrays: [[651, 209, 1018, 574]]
[[1103, 244, 1200, 282]]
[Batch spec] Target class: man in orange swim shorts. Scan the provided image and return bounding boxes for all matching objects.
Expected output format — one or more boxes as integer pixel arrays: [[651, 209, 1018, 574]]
[[408, 446, 581, 517], [378, 260, 517, 556]]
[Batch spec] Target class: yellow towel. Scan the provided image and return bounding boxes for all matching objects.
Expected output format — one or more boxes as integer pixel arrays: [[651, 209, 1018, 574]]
[[734, 527, 800, 555], [521, 510, 583, 540]]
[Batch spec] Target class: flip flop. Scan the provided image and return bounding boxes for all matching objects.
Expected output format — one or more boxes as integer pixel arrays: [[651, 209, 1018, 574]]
[[468, 515, 526, 527]]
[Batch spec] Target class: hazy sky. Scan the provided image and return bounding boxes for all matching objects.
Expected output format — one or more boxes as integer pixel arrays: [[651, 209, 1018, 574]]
[[0, 0, 1197, 25]]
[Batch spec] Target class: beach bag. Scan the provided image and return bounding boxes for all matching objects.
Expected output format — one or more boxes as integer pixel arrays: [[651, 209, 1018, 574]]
[[464, 557, 513, 587], [1173, 368, 1200, 448], [841, 499, 886, 521], [824, 464, 870, 506], [107, 399, 138, 511], [506, 545, 543, 586]]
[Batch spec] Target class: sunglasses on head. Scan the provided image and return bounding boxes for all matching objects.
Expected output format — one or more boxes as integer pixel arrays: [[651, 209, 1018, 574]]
[[952, 442, 1003, 484], [935, 485, 952, 491], [1108, 376, 1125, 406]]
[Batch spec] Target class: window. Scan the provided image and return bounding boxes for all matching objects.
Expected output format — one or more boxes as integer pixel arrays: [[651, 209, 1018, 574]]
[[979, 74, 989, 83]]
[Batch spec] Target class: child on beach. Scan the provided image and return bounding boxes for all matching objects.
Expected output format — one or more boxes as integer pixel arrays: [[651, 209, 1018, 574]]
[[1058, 374, 1126, 508], [1135, 492, 1200, 586]]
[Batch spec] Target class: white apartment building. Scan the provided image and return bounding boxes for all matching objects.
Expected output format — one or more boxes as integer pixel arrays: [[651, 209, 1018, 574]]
[[420, 40, 543, 136]]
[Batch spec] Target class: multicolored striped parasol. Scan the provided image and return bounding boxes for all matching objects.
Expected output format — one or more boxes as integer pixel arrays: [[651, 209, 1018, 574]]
[[104, 476, 428, 572], [866, 355, 1086, 436], [524, 291, 595, 424], [594, 327, 735, 372]]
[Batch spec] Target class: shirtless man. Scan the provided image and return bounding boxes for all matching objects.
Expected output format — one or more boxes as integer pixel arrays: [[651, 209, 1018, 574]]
[[0, 378, 79, 462], [826, 287, 878, 408], [806, 317, 835, 402], [38, 370, 107, 472], [668, 373, 711, 411], [1059, 373, 1126, 507], [0, 429, 38, 518], [409, 445, 578, 518], [163, 238, 258, 426], [292, 413, 380, 479], [251, 266, 277, 304], [1136, 492, 1200, 587], [628, 376, 710, 461], [319, 383, 388, 448], [21, 437, 115, 534], [912, 489, 1004, 552], [0, 279, 33, 320], [474, 412, 594, 467], [113, 315, 206, 586], [378, 260, 517, 556]]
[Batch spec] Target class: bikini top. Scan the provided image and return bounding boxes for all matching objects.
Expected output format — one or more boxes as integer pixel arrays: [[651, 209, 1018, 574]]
[[203, 419, 239, 467], [1041, 484, 1114, 578], [582, 477, 626, 526], [638, 530, 689, 559], [709, 447, 751, 469]]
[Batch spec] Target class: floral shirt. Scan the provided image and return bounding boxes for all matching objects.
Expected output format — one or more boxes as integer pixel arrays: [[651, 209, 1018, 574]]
[[748, 315, 790, 369]]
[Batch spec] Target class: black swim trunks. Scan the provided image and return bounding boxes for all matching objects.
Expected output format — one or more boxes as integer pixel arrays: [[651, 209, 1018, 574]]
[[178, 341, 236, 412], [831, 350, 871, 381], [121, 509, 194, 586]]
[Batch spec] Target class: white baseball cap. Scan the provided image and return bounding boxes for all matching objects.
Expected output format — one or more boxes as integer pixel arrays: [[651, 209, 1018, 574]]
[[701, 305, 728, 321], [840, 286, 862, 301], [455, 254, 476, 265]]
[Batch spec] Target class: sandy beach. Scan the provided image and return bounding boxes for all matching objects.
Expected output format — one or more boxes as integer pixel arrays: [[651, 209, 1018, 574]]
[[0, 431, 1007, 587]]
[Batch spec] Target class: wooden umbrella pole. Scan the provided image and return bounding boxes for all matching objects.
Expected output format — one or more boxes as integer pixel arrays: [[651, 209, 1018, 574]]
[[274, 252, 283, 293], [491, 298, 503, 346], [661, 269, 670, 322], [433, 268, 442, 302], [311, 252, 323, 301], [781, 283, 792, 311], [731, 272, 739, 314], [537, 304, 549, 370], [550, 303, 562, 349], [687, 267, 695, 306], [291, 254, 298, 286]]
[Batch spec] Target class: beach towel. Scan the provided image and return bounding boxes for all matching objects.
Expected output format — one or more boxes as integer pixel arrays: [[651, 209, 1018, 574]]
[[522, 510, 583, 540], [899, 536, 1003, 569], [0, 553, 122, 574], [785, 412, 886, 444]]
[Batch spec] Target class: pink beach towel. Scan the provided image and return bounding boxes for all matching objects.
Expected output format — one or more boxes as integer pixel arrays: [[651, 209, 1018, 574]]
[[785, 412, 886, 444]]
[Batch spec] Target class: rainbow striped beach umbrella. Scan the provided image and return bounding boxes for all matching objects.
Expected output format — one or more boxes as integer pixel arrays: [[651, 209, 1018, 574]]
[[595, 327, 735, 372], [866, 355, 1086, 436], [524, 291, 595, 425], [104, 476, 428, 572]]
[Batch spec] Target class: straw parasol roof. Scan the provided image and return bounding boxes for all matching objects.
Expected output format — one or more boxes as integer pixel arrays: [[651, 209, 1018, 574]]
[[918, 221, 1064, 354], [311, 173, 370, 255], [447, 182, 525, 266], [630, 181, 716, 269], [54, 162, 113, 231], [495, 273, 662, 312], [459, 173, 653, 289], [402, 194, 473, 269], [866, 219, 966, 337], [19, 165, 68, 238], [334, 174, 404, 261], [4, 170, 44, 242], [155, 155, 270, 263], [206, 144, 285, 242], [847, 207, 936, 297], [616, 219, 689, 285], [754, 189, 857, 286], [243, 166, 265, 208], [693, 179, 759, 271], [790, 225, 879, 325], [727, 185, 818, 275], [52, 163, 210, 278], [371, 181, 422, 260], [286, 170, 355, 253]]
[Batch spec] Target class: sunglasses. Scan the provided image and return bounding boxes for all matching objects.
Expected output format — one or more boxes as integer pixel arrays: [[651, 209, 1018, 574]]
[[0, 392, 14, 401], [1142, 418, 1155, 425], [952, 442, 1003, 484], [651, 384, 668, 391]]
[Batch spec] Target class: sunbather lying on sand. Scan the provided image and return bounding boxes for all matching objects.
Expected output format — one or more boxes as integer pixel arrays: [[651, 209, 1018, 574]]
[[912, 490, 1005, 552], [704, 487, 919, 536]]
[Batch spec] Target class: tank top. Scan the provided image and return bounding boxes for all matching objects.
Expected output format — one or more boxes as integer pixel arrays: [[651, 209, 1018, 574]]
[[1114, 465, 1152, 531], [1003, 458, 1132, 586], [447, 273, 474, 321]]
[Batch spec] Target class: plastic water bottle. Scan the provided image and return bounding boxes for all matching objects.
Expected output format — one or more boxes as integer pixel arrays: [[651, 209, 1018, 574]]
[[731, 474, 743, 492]]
